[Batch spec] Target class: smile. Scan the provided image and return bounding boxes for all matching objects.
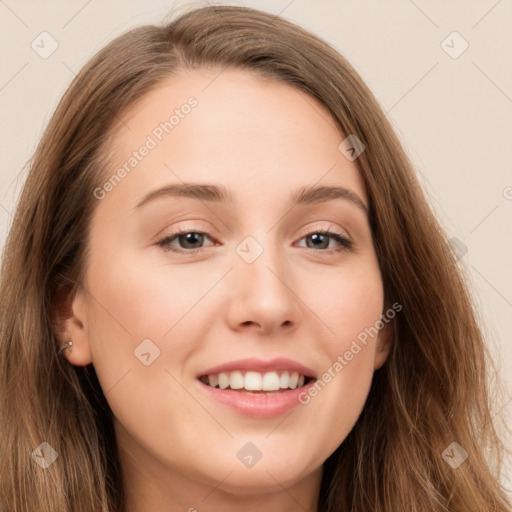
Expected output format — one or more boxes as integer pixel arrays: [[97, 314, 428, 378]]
[[198, 370, 310, 392], [196, 358, 317, 418]]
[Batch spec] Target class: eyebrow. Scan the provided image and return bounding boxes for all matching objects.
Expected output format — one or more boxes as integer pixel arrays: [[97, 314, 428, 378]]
[[134, 183, 368, 213]]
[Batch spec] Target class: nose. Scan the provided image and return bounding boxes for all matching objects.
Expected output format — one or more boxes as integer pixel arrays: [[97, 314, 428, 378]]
[[224, 242, 302, 336]]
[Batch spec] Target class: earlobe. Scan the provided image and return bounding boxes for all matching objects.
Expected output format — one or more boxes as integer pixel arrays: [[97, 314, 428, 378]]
[[54, 286, 93, 366], [373, 318, 394, 371], [60, 340, 92, 367]]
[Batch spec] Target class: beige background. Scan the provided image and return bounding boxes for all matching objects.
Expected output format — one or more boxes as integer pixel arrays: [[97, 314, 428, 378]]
[[0, 0, 510, 489]]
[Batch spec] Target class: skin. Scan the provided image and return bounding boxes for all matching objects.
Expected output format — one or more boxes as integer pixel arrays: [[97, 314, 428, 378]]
[[58, 68, 393, 512]]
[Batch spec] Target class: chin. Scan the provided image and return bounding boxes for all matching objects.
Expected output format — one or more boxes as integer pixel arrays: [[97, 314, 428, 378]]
[[209, 449, 315, 491], [207, 465, 310, 495]]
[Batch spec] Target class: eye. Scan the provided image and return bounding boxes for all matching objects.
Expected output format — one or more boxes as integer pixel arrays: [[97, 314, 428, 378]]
[[156, 229, 215, 253], [296, 230, 353, 253]]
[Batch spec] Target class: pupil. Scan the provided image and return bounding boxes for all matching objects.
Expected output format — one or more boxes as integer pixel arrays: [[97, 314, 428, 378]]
[[309, 233, 327, 249], [181, 233, 202, 248]]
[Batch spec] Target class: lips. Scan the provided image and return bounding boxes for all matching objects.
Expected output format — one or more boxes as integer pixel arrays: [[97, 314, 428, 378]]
[[197, 357, 316, 391], [196, 357, 317, 418]]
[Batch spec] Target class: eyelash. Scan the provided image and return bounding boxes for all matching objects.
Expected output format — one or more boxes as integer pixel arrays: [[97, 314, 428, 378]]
[[155, 227, 353, 255]]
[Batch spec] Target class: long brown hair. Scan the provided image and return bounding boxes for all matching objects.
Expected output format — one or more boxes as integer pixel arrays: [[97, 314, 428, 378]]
[[0, 5, 509, 511]]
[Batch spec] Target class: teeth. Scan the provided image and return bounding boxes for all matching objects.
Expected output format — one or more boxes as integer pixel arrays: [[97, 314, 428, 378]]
[[262, 371, 280, 391], [245, 371, 262, 390], [204, 370, 307, 391], [229, 371, 244, 390], [218, 373, 229, 390]]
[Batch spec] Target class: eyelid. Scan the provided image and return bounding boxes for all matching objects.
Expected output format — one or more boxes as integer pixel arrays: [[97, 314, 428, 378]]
[[295, 221, 351, 241]]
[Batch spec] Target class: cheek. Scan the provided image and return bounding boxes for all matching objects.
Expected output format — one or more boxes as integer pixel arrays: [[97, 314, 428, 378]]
[[82, 250, 210, 462], [310, 255, 384, 352], [296, 258, 383, 439], [332, 269, 384, 377], [82, 244, 221, 417], [85, 245, 214, 347]]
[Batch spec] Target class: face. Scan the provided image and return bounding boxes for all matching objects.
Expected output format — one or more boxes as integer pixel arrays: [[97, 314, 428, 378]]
[[61, 68, 392, 500]]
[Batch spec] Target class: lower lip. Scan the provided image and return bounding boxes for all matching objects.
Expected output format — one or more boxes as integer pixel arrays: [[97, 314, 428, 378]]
[[198, 380, 315, 419]]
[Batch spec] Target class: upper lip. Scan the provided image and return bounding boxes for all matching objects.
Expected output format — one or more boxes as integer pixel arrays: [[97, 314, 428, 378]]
[[198, 357, 317, 379]]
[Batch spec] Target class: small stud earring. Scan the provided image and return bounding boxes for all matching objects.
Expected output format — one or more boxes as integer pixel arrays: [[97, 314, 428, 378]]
[[58, 340, 73, 355]]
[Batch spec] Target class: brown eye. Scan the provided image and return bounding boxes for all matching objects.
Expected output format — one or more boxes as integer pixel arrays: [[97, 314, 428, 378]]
[[156, 230, 214, 253], [175, 232, 205, 249]]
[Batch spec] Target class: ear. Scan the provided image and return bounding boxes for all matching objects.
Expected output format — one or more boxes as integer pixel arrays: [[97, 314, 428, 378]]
[[54, 284, 93, 366], [373, 315, 394, 371]]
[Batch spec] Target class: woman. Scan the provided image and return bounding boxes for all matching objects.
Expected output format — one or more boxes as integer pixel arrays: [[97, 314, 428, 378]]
[[0, 5, 509, 511]]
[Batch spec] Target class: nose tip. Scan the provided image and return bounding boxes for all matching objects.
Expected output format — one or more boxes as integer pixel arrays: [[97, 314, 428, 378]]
[[225, 255, 301, 335]]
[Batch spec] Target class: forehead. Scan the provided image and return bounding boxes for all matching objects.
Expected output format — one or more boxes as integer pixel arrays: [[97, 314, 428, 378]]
[[99, 68, 367, 211]]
